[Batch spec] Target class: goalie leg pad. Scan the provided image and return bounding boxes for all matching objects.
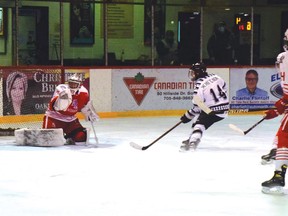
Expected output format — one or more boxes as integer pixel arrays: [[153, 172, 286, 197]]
[[15, 128, 66, 147]]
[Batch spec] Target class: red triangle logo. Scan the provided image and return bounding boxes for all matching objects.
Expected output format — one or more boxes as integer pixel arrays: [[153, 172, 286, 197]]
[[123, 72, 156, 105]]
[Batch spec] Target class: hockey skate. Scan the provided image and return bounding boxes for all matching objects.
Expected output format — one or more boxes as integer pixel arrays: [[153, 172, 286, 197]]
[[65, 138, 75, 145], [261, 148, 276, 165], [179, 138, 200, 152], [261, 164, 287, 195]]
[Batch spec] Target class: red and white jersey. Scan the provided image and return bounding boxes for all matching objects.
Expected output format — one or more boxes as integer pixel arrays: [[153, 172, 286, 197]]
[[45, 84, 89, 122], [277, 51, 288, 97]]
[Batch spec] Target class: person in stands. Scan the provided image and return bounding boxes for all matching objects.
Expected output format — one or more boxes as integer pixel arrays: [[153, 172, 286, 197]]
[[156, 30, 179, 65], [207, 21, 235, 65]]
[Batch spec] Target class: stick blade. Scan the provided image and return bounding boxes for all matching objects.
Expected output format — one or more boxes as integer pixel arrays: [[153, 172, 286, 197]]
[[228, 124, 245, 135], [130, 142, 144, 150]]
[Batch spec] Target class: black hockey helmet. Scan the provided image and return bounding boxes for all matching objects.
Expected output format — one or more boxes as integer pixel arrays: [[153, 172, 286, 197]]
[[188, 62, 208, 81]]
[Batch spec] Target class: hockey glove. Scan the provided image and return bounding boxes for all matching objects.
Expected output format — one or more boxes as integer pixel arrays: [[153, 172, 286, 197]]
[[180, 110, 194, 123], [275, 97, 288, 114], [264, 109, 279, 120]]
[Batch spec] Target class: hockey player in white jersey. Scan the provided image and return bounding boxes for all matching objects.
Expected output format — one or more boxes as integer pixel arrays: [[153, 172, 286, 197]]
[[180, 62, 229, 152], [261, 29, 288, 194]]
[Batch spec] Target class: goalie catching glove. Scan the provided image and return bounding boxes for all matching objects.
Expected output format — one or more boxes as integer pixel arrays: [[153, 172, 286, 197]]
[[54, 88, 72, 111], [81, 100, 99, 122]]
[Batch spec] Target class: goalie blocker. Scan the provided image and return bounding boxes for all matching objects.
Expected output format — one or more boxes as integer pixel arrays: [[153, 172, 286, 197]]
[[15, 128, 66, 147], [81, 100, 99, 122]]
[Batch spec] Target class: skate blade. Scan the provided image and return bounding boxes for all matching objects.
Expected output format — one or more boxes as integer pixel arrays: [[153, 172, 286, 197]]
[[262, 186, 285, 195], [261, 159, 274, 165], [179, 147, 197, 153]]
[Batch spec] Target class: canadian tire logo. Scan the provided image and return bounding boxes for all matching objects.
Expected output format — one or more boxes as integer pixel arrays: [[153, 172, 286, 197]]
[[123, 72, 156, 105]]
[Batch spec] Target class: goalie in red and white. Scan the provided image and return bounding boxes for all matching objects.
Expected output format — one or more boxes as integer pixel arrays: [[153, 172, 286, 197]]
[[261, 29, 288, 194], [42, 73, 99, 145]]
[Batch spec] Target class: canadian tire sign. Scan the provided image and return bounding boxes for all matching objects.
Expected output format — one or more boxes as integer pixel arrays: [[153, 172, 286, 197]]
[[123, 72, 155, 105]]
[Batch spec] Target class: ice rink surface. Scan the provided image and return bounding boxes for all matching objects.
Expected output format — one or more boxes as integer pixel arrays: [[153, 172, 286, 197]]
[[0, 115, 288, 216]]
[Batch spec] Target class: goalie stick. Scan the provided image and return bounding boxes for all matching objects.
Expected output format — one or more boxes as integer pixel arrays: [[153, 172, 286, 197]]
[[90, 121, 99, 145], [130, 121, 182, 150], [229, 117, 265, 135]]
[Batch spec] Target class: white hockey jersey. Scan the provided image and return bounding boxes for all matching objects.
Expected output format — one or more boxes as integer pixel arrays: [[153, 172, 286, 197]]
[[192, 74, 229, 118]]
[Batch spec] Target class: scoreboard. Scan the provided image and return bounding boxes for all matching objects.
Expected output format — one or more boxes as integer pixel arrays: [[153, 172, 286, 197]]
[[234, 13, 260, 64]]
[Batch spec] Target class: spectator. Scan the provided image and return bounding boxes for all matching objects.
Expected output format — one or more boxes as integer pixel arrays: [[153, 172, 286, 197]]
[[236, 69, 268, 99], [207, 21, 235, 65], [156, 30, 179, 65]]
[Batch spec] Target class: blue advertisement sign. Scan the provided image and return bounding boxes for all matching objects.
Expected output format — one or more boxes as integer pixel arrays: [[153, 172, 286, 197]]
[[229, 67, 282, 110]]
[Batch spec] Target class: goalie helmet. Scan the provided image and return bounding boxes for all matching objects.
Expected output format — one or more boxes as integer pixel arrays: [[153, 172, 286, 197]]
[[284, 28, 288, 51], [188, 62, 208, 81], [68, 73, 83, 94]]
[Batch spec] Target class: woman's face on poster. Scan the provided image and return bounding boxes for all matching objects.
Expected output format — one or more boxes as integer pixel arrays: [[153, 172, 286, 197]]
[[11, 78, 25, 102]]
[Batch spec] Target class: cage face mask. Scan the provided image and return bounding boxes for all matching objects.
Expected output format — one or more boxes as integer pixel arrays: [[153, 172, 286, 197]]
[[68, 74, 82, 94]]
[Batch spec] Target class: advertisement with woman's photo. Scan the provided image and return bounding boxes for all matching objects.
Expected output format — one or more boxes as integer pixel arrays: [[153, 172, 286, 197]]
[[2, 69, 62, 115]]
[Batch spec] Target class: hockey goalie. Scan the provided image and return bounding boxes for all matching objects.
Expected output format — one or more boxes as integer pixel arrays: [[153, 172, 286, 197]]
[[261, 29, 288, 195], [41, 73, 99, 146]]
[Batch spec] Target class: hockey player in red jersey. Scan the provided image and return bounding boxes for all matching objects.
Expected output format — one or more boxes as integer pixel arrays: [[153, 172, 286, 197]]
[[261, 29, 288, 194], [42, 73, 99, 145], [179, 62, 229, 152]]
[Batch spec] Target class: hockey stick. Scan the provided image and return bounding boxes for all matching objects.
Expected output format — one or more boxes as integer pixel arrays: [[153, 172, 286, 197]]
[[229, 117, 265, 135], [130, 121, 182, 150], [193, 95, 213, 114], [90, 121, 99, 144]]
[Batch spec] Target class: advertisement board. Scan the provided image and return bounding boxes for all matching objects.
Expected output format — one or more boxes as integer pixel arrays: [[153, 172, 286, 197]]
[[229, 67, 281, 111], [111, 68, 230, 111], [1, 68, 62, 116]]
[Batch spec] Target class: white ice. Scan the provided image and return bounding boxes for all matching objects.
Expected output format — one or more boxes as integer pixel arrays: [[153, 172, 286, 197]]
[[0, 115, 288, 216]]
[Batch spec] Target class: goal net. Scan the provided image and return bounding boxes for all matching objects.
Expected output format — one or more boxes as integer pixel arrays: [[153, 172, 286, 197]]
[[0, 67, 63, 135]]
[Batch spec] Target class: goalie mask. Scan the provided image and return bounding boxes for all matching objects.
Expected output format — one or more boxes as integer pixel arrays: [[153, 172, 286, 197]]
[[188, 62, 208, 81], [284, 28, 288, 51], [68, 73, 83, 94]]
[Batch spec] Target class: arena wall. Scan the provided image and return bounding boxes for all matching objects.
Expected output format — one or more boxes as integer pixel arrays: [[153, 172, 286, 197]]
[[0, 66, 278, 127]]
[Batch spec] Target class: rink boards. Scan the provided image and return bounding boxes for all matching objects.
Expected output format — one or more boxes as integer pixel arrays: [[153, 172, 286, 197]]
[[0, 66, 275, 126]]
